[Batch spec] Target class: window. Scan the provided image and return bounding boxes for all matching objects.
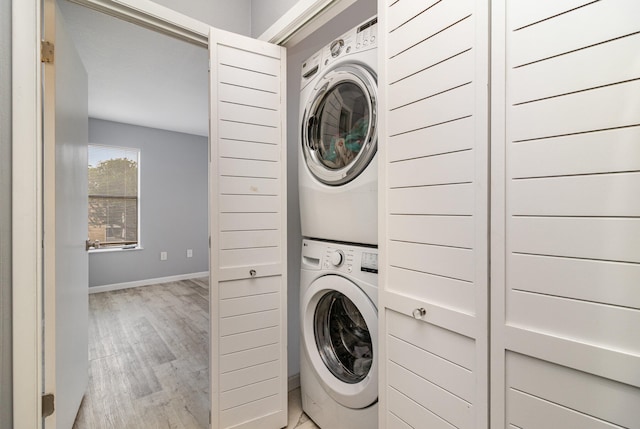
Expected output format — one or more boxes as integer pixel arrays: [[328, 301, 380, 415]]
[[88, 145, 139, 249]]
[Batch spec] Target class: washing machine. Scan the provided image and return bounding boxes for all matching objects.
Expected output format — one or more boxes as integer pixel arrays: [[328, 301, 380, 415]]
[[300, 238, 378, 429], [298, 17, 378, 246]]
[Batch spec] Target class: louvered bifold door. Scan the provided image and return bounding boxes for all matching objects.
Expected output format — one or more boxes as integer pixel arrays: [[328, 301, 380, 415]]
[[491, 2, 640, 428], [378, 1, 490, 428], [209, 28, 287, 429]]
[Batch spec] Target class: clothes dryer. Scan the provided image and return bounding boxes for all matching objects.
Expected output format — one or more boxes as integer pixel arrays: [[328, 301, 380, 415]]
[[299, 17, 378, 246], [300, 238, 378, 429]]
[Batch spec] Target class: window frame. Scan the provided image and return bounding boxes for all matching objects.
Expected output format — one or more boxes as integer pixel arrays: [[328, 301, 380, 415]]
[[87, 143, 141, 252]]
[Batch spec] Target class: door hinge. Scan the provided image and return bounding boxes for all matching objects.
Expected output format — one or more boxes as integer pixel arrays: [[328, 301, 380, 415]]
[[209, 236, 211, 248], [41, 41, 54, 63], [42, 393, 55, 418]]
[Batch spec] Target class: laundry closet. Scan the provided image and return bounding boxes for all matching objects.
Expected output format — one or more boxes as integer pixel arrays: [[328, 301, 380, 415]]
[[8, 1, 639, 428], [221, 0, 639, 427]]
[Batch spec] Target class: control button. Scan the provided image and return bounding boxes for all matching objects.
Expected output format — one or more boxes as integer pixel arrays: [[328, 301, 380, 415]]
[[356, 43, 361, 49], [347, 265, 353, 273], [330, 250, 344, 267], [371, 35, 376, 42], [346, 46, 351, 53], [363, 39, 369, 46], [324, 59, 329, 65]]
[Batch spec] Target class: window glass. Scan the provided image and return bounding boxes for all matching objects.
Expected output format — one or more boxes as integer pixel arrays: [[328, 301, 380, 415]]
[[312, 82, 370, 170], [88, 145, 139, 249]]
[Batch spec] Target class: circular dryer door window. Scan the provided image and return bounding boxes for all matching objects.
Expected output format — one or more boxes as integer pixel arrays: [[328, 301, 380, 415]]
[[302, 64, 377, 186], [302, 275, 378, 409]]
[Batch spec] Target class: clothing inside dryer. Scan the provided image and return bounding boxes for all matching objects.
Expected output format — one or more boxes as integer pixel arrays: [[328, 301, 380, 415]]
[[314, 290, 373, 384], [313, 82, 370, 169]]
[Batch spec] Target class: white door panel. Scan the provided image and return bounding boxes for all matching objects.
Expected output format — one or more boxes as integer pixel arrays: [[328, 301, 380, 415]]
[[379, 1, 489, 428], [387, 16, 474, 84], [387, 0, 472, 58], [210, 27, 287, 429], [491, 2, 640, 427], [508, 0, 640, 67], [43, 1, 89, 428]]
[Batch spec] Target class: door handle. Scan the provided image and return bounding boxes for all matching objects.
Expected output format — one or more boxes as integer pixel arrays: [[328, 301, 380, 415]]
[[412, 307, 426, 319], [85, 238, 99, 251]]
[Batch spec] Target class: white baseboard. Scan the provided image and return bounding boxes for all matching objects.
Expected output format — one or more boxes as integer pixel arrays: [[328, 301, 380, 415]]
[[288, 373, 301, 392], [89, 271, 209, 294]]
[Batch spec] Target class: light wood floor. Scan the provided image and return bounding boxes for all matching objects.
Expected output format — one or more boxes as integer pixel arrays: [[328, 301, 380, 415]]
[[74, 278, 318, 429], [74, 278, 210, 429]]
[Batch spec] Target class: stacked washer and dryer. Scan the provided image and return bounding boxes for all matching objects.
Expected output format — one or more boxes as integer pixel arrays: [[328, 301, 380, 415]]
[[298, 17, 379, 429]]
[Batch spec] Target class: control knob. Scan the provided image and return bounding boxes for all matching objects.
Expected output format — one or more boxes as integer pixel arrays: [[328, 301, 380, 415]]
[[330, 250, 344, 267], [330, 39, 344, 58]]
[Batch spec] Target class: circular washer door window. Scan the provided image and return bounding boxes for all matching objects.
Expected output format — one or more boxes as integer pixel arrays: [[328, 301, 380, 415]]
[[314, 290, 373, 384], [302, 64, 377, 186], [301, 275, 378, 409]]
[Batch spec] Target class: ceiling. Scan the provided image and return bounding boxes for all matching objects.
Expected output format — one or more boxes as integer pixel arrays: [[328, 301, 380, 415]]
[[59, 0, 209, 137]]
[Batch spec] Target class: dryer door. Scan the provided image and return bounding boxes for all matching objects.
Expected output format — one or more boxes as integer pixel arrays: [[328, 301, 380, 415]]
[[302, 274, 378, 409], [302, 64, 377, 186]]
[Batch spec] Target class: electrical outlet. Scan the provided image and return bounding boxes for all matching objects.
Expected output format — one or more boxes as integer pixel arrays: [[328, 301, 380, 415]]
[[160, 251, 167, 261], [187, 249, 193, 258]]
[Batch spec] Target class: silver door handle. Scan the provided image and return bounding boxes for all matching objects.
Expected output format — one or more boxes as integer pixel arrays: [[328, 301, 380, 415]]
[[412, 307, 426, 319]]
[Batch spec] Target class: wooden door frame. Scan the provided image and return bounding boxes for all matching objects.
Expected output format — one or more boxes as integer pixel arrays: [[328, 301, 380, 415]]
[[11, 0, 348, 427]]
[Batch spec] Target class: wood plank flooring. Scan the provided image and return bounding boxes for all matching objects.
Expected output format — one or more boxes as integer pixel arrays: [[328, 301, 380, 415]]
[[73, 278, 210, 429], [74, 278, 318, 429]]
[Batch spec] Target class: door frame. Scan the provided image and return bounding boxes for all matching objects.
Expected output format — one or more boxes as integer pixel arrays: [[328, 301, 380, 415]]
[[11, 0, 347, 426]]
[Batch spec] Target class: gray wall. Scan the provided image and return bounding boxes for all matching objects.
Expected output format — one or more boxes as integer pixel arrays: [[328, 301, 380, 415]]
[[285, 0, 377, 377], [89, 119, 209, 287], [151, 0, 252, 36], [0, 0, 12, 424], [251, 0, 299, 38]]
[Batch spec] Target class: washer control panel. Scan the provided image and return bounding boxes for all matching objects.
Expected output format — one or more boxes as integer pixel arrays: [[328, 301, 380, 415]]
[[310, 242, 378, 275], [323, 246, 355, 273]]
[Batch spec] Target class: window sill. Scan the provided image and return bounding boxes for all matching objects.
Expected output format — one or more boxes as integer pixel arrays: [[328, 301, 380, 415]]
[[88, 246, 143, 254]]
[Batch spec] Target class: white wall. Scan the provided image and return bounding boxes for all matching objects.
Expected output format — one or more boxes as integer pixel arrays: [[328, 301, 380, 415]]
[[285, 0, 376, 377], [151, 0, 252, 36], [251, 0, 299, 37], [88, 119, 209, 288]]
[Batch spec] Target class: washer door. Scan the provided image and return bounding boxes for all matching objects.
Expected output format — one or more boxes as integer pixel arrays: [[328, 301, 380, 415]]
[[302, 64, 377, 186], [302, 274, 378, 409]]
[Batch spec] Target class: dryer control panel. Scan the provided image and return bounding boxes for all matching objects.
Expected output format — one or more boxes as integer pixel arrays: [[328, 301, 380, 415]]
[[300, 16, 377, 89], [321, 16, 377, 69]]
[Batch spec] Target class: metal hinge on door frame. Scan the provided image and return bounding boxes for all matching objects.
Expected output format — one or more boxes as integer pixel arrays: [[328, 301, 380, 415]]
[[42, 393, 55, 418], [41, 40, 54, 63]]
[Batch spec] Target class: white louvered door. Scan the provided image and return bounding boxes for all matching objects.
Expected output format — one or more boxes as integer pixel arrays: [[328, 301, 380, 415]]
[[209, 28, 287, 429], [378, 1, 490, 428], [491, 2, 640, 428]]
